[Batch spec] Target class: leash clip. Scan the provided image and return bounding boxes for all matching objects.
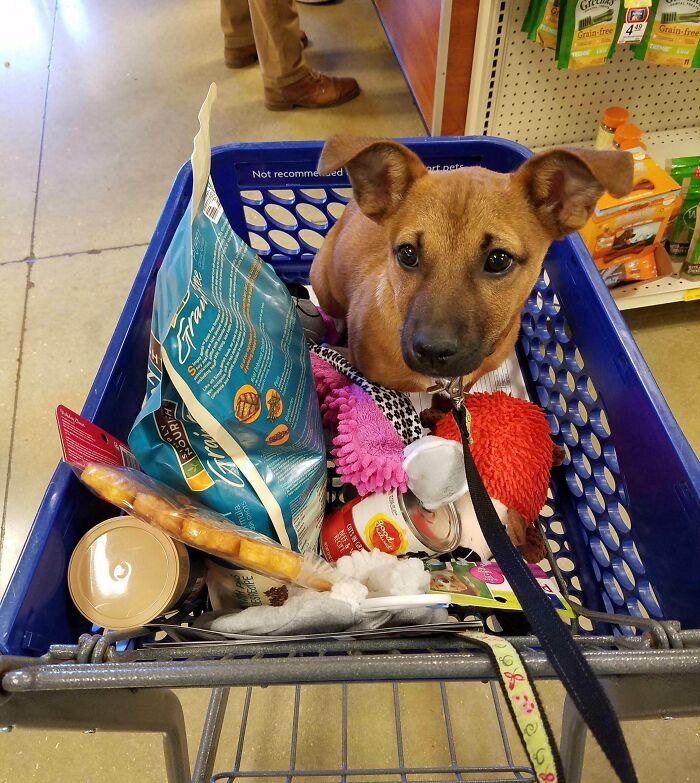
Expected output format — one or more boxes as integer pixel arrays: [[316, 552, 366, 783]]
[[446, 376, 465, 411], [427, 376, 473, 444], [427, 375, 464, 406]]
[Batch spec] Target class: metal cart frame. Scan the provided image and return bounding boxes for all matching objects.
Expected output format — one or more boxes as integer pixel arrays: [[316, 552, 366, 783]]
[[3, 624, 700, 782]]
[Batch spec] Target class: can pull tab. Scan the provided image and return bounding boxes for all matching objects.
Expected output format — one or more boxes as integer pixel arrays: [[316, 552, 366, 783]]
[[427, 376, 473, 445]]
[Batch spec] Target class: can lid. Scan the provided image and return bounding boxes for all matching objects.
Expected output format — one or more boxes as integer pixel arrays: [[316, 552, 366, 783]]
[[603, 107, 629, 129], [614, 123, 642, 145], [401, 491, 461, 553], [68, 516, 186, 630]]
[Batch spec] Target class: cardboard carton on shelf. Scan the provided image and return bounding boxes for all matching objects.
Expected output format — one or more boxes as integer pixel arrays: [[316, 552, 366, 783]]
[[580, 150, 681, 264], [597, 244, 673, 291]]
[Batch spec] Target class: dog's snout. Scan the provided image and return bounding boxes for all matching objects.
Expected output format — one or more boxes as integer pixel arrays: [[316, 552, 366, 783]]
[[411, 331, 460, 370], [402, 318, 485, 378]]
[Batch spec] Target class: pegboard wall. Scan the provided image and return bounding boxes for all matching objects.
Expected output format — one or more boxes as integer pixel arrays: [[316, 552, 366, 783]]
[[473, 1, 700, 148]]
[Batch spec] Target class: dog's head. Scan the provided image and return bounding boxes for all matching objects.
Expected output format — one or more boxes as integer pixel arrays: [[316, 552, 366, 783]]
[[319, 136, 633, 379]]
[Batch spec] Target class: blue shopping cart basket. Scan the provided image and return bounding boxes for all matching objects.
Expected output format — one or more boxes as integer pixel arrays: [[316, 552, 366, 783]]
[[2, 136, 699, 656]]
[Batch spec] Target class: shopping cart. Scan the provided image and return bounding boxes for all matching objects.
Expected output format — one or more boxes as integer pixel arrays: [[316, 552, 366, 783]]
[[2, 137, 700, 783]]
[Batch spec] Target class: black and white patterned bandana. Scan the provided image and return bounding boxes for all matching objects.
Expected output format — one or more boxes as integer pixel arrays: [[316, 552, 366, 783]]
[[310, 344, 423, 444]]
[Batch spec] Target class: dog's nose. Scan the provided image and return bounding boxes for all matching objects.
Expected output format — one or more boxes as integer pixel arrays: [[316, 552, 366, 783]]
[[411, 332, 460, 368]]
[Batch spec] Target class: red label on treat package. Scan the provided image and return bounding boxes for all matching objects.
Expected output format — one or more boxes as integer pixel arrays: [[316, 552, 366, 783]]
[[56, 405, 138, 470]]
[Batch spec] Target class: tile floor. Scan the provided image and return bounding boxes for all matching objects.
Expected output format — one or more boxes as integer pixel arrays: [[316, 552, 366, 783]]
[[1, 1, 699, 782]]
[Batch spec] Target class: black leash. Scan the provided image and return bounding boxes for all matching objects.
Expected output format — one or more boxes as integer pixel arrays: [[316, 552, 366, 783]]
[[452, 401, 638, 783]]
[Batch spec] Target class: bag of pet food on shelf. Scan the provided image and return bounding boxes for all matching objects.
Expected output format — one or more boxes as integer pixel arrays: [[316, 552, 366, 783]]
[[666, 156, 700, 259], [683, 218, 700, 279], [633, 0, 700, 68], [527, 0, 561, 49], [557, 0, 624, 69], [129, 85, 327, 608]]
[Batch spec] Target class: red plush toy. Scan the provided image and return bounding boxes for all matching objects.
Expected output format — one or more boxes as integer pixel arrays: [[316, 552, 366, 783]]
[[424, 391, 562, 562]]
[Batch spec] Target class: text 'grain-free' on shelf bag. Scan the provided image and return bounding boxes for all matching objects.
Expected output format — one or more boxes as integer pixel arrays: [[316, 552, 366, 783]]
[[129, 84, 327, 607], [557, 0, 623, 69]]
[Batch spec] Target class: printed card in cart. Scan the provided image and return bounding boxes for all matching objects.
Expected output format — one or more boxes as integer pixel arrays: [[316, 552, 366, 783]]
[[427, 559, 575, 619], [56, 405, 138, 470]]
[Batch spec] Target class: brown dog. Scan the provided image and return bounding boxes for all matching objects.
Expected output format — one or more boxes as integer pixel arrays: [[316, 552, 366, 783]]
[[310, 136, 633, 391]]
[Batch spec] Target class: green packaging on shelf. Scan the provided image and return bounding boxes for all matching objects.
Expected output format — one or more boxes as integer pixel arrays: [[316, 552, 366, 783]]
[[525, 0, 561, 48], [522, 0, 540, 35], [557, 0, 624, 69], [633, 0, 700, 68], [683, 218, 700, 279], [666, 156, 700, 259]]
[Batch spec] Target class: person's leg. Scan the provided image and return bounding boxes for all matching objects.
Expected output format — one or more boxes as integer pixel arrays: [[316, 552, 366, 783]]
[[248, 0, 307, 88], [221, 0, 257, 68], [221, 0, 309, 69], [249, 0, 359, 110]]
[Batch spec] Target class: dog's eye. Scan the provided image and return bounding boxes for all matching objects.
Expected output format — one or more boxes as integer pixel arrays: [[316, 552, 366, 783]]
[[396, 243, 419, 269], [484, 249, 514, 275]]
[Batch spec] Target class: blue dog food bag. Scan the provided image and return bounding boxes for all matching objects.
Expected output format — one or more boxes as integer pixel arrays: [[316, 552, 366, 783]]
[[129, 85, 327, 606]]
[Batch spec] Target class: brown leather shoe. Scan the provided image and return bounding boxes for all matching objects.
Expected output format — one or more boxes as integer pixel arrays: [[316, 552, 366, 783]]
[[225, 31, 309, 69], [264, 70, 360, 110]]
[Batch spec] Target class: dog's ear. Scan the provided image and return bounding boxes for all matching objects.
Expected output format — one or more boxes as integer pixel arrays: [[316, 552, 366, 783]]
[[318, 135, 427, 222], [514, 147, 634, 239]]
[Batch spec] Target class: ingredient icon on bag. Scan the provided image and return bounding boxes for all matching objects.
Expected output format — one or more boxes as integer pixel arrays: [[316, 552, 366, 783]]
[[266, 424, 290, 446], [233, 384, 261, 423], [265, 388, 283, 421]]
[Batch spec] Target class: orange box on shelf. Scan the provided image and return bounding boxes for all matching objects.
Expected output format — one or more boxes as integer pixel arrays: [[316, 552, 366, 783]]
[[579, 150, 681, 264], [596, 244, 673, 290]]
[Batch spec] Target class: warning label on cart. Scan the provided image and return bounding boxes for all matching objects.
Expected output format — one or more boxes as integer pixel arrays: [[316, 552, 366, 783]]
[[234, 154, 482, 189]]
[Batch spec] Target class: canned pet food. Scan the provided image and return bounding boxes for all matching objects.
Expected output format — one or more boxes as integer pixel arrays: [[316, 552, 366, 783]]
[[321, 489, 460, 562], [68, 516, 205, 630]]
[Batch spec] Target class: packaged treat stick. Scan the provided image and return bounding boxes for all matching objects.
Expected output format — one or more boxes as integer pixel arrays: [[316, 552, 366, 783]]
[[633, 0, 700, 68], [683, 219, 700, 279], [557, 0, 624, 69], [522, 0, 541, 36], [529, 0, 561, 48], [77, 462, 335, 592]]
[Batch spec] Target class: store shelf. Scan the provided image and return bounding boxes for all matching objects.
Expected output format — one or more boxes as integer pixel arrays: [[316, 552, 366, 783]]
[[465, 0, 700, 312], [644, 126, 700, 162], [534, 127, 700, 309], [466, 3, 700, 145], [611, 127, 700, 309], [533, 125, 700, 156], [613, 263, 700, 310]]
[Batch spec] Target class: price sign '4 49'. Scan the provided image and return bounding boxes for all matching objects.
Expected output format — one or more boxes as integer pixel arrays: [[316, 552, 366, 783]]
[[618, 6, 650, 44]]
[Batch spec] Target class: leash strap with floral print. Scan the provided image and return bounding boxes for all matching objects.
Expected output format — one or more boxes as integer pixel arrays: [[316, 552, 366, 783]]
[[450, 391, 637, 783], [461, 630, 561, 782]]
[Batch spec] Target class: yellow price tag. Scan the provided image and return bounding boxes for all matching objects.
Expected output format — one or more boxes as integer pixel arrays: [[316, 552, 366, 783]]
[[683, 288, 700, 302], [624, 0, 651, 7]]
